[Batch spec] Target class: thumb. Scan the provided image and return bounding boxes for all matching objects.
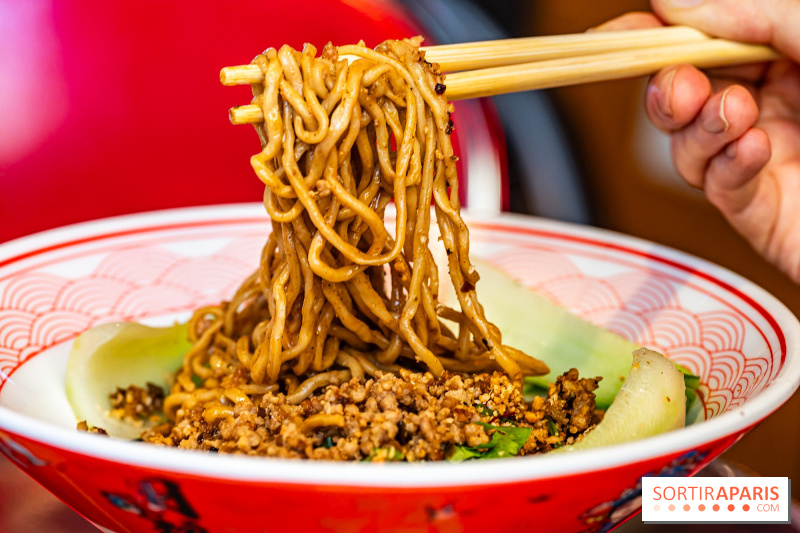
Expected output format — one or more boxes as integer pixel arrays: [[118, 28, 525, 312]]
[[652, 0, 800, 62]]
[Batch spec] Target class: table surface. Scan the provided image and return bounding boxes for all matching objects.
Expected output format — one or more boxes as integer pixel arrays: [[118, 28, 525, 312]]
[[1, 454, 797, 532]]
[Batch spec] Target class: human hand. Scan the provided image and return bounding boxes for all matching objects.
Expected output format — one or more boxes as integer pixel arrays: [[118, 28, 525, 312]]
[[598, 2, 800, 282]]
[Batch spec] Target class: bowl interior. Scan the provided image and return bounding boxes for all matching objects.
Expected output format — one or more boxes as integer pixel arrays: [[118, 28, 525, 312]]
[[0, 204, 798, 486]]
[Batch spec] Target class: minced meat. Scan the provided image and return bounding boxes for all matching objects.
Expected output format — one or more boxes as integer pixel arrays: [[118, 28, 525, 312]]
[[109, 382, 165, 420], [141, 369, 602, 461]]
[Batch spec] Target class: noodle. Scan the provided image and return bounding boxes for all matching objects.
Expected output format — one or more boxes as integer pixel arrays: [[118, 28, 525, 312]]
[[148, 38, 565, 460]]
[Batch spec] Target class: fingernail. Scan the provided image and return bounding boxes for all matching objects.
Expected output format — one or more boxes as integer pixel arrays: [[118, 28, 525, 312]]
[[725, 141, 737, 159], [666, 0, 705, 7], [651, 67, 677, 119], [704, 88, 732, 134]]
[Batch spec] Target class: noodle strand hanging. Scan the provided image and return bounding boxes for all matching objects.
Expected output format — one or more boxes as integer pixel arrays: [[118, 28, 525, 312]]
[[141, 39, 578, 462]]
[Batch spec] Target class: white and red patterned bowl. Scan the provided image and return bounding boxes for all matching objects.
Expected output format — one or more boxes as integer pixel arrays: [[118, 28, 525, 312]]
[[0, 204, 798, 533]]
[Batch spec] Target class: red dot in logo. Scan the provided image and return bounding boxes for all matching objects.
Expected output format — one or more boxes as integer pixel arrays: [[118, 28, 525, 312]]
[[683, 504, 690, 511], [698, 504, 706, 511], [668, 504, 676, 512], [743, 504, 750, 512], [713, 504, 720, 512], [728, 504, 735, 512]]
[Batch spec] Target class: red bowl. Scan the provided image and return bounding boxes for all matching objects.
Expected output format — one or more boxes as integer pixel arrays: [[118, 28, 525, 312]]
[[1, 204, 798, 532]]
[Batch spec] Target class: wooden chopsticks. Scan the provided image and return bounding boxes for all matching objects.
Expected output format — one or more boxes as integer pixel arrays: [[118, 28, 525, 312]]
[[223, 26, 780, 125], [444, 39, 778, 100], [220, 26, 711, 85], [421, 26, 711, 71]]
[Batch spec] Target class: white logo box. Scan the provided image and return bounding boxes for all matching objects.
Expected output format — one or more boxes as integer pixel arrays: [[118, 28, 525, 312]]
[[642, 477, 790, 524]]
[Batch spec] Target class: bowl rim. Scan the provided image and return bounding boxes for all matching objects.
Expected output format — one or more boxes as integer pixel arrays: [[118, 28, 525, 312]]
[[1, 203, 799, 488]]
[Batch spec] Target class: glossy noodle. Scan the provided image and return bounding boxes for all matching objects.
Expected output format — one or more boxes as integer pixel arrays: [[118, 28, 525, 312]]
[[131, 39, 576, 461], [168, 38, 547, 413]]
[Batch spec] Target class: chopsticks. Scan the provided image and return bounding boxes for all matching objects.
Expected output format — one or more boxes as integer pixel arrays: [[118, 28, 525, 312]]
[[444, 39, 779, 100], [223, 26, 780, 125], [220, 26, 711, 85]]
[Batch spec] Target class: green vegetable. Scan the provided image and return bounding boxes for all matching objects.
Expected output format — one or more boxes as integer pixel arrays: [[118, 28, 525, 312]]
[[474, 403, 519, 425], [440, 258, 701, 421], [474, 403, 495, 417], [439, 257, 638, 408], [557, 348, 685, 452], [448, 446, 482, 462], [545, 417, 565, 447], [674, 363, 703, 424], [322, 436, 335, 449], [545, 416, 559, 437], [448, 422, 533, 461], [65, 322, 191, 439], [362, 447, 404, 462], [674, 363, 701, 405]]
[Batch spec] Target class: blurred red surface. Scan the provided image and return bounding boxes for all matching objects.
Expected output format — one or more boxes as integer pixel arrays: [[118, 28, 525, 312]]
[[0, 0, 484, 243]]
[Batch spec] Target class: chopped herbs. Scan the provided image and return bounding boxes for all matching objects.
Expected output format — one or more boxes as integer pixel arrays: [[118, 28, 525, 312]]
[[543, 417, 564, 448], [362, 447, 405, 462], [448, 422, 532, 462], [449, 445, 483, 462], [474, 403, 495, 417], [474, 403, 518, 425], [322, 436, 334, 449], [545, 416, 559, 437]]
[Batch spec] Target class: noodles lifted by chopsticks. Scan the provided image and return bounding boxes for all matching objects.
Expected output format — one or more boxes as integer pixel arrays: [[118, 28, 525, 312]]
[[169, 38, 548, 414]]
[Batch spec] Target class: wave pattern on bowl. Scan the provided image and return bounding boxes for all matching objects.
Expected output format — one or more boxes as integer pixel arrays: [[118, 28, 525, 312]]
[[489, 245, 775, 419], [0, 234, 264, 385], [0, 220, 781, 424]]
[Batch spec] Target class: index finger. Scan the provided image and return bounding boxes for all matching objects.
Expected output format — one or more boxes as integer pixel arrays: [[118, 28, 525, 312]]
[[645, 64, 712, 133], [652, 0, 800, 64]]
